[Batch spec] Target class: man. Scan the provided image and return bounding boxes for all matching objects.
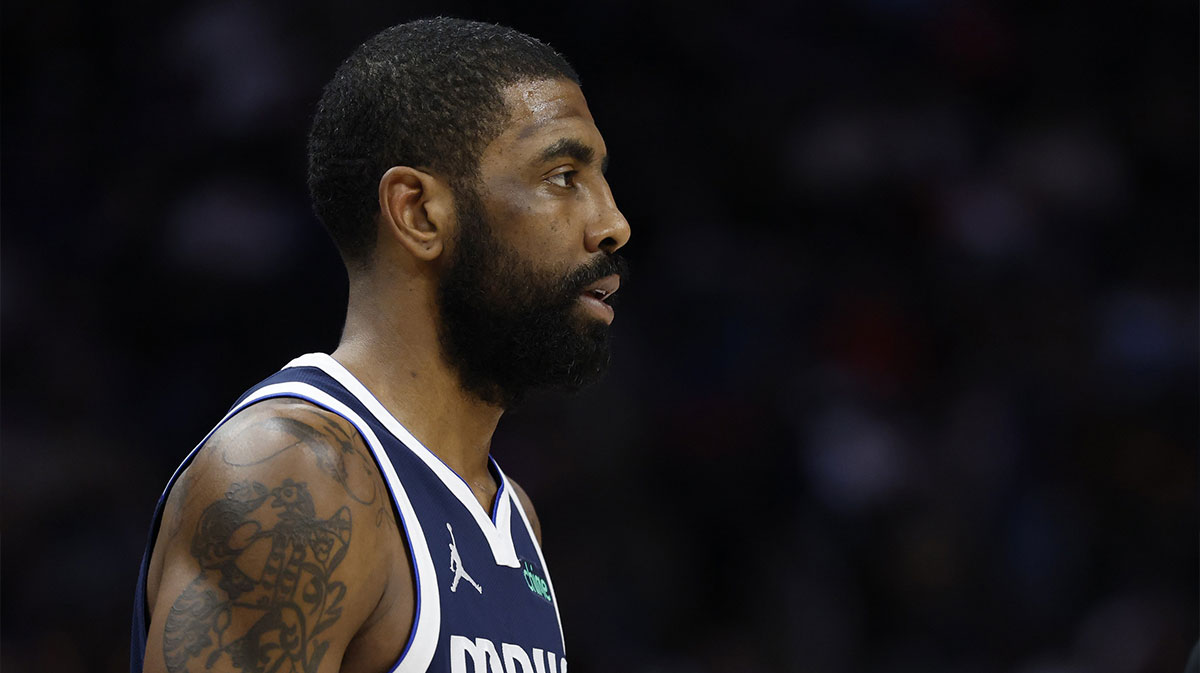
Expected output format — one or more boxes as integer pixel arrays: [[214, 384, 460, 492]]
[[131, 18, 630, 673]]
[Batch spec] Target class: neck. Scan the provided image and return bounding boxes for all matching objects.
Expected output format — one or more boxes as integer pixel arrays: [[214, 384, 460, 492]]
[[331, 271, 504, 491]]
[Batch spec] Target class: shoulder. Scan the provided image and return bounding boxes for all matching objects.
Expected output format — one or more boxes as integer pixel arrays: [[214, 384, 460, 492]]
[[165, 399, 388, 528], [174, 397, 396, 565], [508, 477, 543, 546], [143, 397, 400, 673], [197, 398, 382, 503]]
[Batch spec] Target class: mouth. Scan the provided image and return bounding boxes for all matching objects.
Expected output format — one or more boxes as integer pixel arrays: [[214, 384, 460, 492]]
[[580, 274, 619, 299], [577, 274, 620, 323], [580, 274, 620, 302]]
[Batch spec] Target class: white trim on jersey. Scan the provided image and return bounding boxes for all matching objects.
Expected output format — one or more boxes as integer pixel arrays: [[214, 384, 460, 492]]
[[246, 383, 442, 673], [501, 462, 567, 656], [286, 353, 522, 569], [158, 381, 443, 673]]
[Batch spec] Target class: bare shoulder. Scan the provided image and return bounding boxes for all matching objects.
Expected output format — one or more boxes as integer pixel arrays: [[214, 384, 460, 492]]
[[202, 399, 385, 509], [508, 477, 543, 546], [155, 399, 392, 548], [142, 398, 400, 673]]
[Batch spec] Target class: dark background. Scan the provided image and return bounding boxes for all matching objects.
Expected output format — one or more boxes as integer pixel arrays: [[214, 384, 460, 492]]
[[2, 1, 1196, 672]]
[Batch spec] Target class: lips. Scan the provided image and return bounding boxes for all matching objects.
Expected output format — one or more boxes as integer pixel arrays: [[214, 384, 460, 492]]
[[579, 274, 620, 303], [576, 274, 620, 324]]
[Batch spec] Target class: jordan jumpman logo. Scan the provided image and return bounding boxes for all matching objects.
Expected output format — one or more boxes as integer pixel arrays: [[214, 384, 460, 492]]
[[447, 523, 482, 594]]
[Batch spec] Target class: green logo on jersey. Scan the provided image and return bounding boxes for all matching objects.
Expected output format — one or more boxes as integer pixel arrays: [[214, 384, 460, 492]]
[[521, 559, 552, 604]]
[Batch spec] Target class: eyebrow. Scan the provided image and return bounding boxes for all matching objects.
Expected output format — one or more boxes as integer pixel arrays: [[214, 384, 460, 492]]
[[537, 138, 609, 174]]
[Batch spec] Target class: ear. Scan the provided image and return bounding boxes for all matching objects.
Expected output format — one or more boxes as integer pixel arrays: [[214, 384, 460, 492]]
[[378, 166, 454, 262]]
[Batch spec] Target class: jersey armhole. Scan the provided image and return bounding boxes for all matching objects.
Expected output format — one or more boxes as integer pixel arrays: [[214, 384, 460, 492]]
[[252, 386, 444, 673], [141, 382, 443, 673]]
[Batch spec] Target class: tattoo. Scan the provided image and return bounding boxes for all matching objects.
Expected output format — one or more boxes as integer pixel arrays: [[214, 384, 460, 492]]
[[222, 409, 379, 507], [163, 479, 351, 673]]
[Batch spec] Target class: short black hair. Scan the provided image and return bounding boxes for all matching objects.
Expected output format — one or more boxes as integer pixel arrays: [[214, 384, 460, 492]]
[[307, 18, 581, 268]]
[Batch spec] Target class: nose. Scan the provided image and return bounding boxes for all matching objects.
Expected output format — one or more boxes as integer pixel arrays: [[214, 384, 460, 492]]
[[585, 180, 631, 254]]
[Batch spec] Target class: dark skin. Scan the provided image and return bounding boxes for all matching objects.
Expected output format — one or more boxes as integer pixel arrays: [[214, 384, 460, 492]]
[[142, 77, 630, 673]]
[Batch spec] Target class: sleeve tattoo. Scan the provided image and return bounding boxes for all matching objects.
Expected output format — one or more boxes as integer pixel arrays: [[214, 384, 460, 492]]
[[162, 479, 352, 673]]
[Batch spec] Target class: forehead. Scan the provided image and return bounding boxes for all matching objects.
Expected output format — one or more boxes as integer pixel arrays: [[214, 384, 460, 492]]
[[485, 79, 606, 161]]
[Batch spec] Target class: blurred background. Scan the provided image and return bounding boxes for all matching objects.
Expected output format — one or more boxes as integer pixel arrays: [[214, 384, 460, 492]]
[[2, 1, 1196, 672]]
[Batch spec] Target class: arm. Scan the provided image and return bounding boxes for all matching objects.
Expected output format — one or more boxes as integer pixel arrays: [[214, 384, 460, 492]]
[[141, 400, 400, 673]]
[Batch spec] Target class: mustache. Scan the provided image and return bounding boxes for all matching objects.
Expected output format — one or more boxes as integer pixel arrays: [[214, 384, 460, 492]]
[[562, 253, 631, 294]]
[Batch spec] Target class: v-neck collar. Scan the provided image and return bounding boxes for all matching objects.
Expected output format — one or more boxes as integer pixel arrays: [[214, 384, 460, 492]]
[[285, 353, 520, 568]]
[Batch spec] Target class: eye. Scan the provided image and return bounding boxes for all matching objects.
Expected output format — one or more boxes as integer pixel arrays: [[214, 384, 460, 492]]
[[546, 170, 577, 189]]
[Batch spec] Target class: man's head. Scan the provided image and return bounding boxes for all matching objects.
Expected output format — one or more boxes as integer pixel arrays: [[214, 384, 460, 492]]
[[307, 18, 581, 268], [308, 19, 631, 408]]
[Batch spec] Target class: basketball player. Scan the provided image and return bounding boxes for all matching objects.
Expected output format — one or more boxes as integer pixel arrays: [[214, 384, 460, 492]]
[[130, 18, 630, 673]]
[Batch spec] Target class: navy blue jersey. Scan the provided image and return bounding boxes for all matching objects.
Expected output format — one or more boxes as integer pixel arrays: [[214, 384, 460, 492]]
[[131, 353, 566, 673]]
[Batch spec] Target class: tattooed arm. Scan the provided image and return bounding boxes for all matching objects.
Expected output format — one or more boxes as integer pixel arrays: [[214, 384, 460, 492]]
[[141, 400, 412, 673]]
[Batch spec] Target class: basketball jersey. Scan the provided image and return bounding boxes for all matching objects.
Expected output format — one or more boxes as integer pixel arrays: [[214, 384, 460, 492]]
[[131, 353, 567, 673]]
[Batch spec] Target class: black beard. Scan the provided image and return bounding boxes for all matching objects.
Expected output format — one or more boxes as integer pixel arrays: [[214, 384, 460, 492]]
[[436, 185, 629, 409]]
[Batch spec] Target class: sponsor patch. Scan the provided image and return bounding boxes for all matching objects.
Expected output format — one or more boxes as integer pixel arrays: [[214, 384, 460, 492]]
[[520, 558, 552, 604]]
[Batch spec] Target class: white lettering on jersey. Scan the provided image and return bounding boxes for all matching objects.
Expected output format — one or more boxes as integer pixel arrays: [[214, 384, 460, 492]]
[[502, 643, 533, 672], [450, 635, 566, 673], [451, 635, 502, 673]]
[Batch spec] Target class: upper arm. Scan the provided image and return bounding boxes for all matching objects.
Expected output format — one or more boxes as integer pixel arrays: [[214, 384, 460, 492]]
[[142, 400, 396, 673], [509, 478, 543, 546]]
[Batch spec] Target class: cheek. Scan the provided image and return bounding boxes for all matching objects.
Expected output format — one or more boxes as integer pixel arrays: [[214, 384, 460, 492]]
[[506, 208, 574, 256], [484, 180, 581, 256]]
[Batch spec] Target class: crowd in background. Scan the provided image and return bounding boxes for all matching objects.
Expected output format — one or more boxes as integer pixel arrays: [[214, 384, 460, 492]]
[[3, 1, 1196, 671]]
